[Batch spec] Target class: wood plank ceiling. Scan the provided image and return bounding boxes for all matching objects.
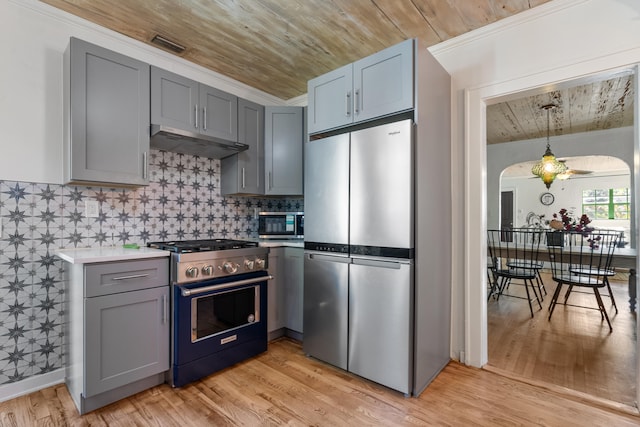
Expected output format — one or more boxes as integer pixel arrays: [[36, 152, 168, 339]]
[[40, 0, 550, 100], [487, 72, 635, 145], [40, 0, 634, 144]]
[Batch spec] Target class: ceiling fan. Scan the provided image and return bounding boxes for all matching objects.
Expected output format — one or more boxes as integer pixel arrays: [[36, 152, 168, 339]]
[[555, 159, 593, 180], [526, 159, 593, 180]]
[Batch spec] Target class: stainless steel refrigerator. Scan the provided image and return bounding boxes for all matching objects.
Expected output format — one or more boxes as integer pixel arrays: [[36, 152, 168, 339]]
[[303, 119, 414, 395]]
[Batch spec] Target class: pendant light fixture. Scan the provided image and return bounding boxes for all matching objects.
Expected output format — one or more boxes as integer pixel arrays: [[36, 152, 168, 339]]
[[531, 104, 567, 189]]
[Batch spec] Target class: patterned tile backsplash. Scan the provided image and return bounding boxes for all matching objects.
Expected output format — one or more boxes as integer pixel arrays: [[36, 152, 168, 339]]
[[0, 149, 302, 386]]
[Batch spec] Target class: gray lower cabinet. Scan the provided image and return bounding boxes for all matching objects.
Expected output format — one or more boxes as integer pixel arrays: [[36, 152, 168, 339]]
[[65, 257, 169, 414], [64, 37, 150, 186], [283, 247, 304, 335], [150, 66, 238, 142], [267, 246, 303, 340], [267, 247, 285, 339], [264, 106, 304, 196], [307, 38, 414, 134], [221, 98, 265, 195]]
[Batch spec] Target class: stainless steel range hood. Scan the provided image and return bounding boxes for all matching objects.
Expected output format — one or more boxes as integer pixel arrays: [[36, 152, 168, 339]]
[[150, 124, 249, 159]]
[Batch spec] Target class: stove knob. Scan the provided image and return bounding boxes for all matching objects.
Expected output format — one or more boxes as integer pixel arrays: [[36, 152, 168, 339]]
[[255, 258, 265, 269], [223, 262, 238, 274], [186, 266, 199, 278], [244, 259, 255, 270], [201, 265, 214, 276]]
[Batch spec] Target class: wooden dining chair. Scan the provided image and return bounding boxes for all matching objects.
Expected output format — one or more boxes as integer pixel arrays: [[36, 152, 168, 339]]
[[546, 230, 619, 332], [487, 229, 544, 317]]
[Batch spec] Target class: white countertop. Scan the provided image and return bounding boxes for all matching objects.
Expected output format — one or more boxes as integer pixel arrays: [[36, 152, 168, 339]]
[[57, 246, 171, 264]]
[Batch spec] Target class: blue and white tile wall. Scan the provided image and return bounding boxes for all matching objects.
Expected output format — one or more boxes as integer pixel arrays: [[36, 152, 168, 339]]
[[0, 149, 302, 385]]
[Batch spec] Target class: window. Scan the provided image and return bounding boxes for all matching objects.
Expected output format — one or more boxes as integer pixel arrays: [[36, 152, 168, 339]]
[[582, 188, 630, 219]]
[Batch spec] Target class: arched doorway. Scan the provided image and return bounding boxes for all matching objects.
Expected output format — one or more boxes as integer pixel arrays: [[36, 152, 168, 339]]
[[487, 155, 635, 405]]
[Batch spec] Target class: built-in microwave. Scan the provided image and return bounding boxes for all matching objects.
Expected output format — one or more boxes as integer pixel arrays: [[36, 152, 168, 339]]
[[258, 212, 304, 239]]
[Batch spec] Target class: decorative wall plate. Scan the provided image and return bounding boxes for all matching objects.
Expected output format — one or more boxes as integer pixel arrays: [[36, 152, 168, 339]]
[[540, 192, 555, 206]]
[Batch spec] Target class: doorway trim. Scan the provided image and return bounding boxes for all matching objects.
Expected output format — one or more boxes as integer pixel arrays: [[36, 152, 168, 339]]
[[463, 61, 640, 405]]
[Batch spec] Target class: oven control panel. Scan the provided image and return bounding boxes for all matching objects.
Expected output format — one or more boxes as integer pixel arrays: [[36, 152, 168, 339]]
[[176, 254, 268, 283]]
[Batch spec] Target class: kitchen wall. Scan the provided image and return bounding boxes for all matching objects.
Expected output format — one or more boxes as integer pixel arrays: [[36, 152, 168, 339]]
[[0, 148, 302, 387]]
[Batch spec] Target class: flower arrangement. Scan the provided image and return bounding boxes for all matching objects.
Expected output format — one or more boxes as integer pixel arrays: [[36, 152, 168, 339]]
[[548, 208, 593, 232], [548, 208, 600, 248]]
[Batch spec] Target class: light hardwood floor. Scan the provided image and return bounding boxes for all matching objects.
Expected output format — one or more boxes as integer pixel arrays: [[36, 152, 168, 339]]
[[0, 338, 639, 426], [488, 272, 637, 407]]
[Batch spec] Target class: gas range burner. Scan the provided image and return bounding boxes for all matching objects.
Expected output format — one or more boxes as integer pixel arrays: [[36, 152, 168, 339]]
[[148, 239, 258, 253]]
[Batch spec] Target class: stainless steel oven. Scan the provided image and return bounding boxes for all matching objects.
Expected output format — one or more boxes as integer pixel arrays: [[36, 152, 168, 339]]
[[148, 239, 271, 387]]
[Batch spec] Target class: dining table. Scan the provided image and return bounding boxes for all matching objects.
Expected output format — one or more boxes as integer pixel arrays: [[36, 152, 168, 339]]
[[490, 244, 638, 311]]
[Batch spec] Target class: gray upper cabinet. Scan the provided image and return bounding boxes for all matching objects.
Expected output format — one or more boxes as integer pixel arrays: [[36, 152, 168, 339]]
[[308, 38, 414, 134], [265, 106, 304, 196], [150, 67, 198, 131], [353, 39, 414, 123], [307, 64, 353, 134], [64, 37, 150, 186], [200, 84, 238, 142], [221, 98, 265, 195], [151, 66, 238, 142]]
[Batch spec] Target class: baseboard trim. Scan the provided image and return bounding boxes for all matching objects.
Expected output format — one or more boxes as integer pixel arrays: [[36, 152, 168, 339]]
[[0, 369, 65, 403], [483, 364, 639, 418]]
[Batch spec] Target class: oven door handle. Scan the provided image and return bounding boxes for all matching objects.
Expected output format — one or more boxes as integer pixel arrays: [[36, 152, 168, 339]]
[[180, 275, 273, 297]]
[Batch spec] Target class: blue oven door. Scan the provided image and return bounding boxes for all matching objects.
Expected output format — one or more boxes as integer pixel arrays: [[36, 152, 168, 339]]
[[172, 270, 268, 387]]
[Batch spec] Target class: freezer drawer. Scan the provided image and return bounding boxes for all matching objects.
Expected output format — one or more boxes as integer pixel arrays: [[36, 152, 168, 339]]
[[303, 252, 349, 370], [348, 258, 413, 394]]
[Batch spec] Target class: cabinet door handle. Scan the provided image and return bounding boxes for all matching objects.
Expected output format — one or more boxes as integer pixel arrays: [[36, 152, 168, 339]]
[[112, 273, 150, 281], [242, 167, 246, 189], [194, 104, 199, 129], [268, 171, 272, 190], [203, 107, 207, 130], [355, 89, 360, 115], [346, 91, 351, 117], [162, 294, 167, 324], [142, 151, 148, 179]]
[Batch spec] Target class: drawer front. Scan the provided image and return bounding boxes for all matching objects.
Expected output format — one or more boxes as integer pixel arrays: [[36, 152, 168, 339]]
[[85, 258, 169, 297]]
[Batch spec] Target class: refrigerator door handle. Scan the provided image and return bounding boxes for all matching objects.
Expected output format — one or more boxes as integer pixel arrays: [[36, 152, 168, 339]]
[[351, 257, 403, 269], [306, 253, 351, 264]]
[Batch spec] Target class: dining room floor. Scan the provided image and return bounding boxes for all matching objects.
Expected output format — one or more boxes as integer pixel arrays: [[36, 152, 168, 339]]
[[487, 271, 637, 407]]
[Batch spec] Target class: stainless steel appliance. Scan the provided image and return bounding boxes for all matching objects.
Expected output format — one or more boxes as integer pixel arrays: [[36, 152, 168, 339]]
[[303, 119, 414, 394], [258, 211, 304, 239], [147, 239, 271, 387]]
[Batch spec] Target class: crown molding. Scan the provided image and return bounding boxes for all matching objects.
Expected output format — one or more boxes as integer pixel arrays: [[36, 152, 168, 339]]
[[429, 0, 588, 56]]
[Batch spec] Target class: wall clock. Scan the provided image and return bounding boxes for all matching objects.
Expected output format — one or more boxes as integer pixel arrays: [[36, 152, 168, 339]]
[[540, 192, 555, 206]]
